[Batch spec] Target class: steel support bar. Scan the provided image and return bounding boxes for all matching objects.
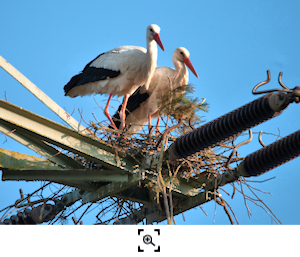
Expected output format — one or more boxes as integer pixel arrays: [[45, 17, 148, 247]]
[[0, 128, 83, 169], [81, 174, 139, 203], [1, 147, 130, 188], [145, 176, 199, 196], [59, 173, 140, 206], [145, 191, 215, 224], [0, 56, 88, 134], [2, 169, 128, 183], [0, 148, 103, 190], [0, 100, 137, 173], [0, 148, 61, 171]]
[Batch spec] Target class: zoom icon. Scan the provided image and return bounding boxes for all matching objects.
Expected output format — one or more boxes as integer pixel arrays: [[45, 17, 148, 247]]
[[138, 229, 160, 252], [143, 234, 155, 246]]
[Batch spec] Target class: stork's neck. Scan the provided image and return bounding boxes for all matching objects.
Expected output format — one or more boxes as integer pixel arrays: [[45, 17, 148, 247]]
[[144, 38, 158, 89], [173, 58, 189, 88], [146, 39, 158, 65]]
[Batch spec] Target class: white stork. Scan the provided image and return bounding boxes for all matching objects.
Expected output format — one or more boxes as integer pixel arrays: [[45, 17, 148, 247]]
[[112, 47, 198, 133], [63, 24, 164, 130]]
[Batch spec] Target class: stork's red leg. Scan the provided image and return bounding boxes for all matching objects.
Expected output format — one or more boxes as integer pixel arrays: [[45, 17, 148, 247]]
[[104, 93, 118, 130], [120, 94, 129, 130], [155, 117, 160, 134], [148, 113, 153, 133]]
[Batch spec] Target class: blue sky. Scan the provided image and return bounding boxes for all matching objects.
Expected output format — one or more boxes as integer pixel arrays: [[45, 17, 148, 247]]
[[0, 0, 300, 225]]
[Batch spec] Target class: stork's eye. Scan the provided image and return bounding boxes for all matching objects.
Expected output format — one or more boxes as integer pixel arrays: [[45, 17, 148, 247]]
[[150, 28, 154, 33], [180, 51, 184, 56]]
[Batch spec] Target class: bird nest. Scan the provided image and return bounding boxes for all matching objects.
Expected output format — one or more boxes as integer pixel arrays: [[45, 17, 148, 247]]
[[76, 84, 248, 224], [87, 84, 237, 176]]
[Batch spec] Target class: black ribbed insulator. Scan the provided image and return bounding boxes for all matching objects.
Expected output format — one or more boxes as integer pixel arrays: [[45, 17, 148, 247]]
[[10, 215, 17, 224], [243, 130, 300, 177], [0, 208, 35, 225], [168, 94, 287, 159], [23, 208, 35, 224], [16, 212, 25, 224]]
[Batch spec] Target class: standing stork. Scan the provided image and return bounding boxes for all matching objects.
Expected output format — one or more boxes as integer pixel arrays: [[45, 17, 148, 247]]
[[112, 47, 198, 133], [63, 24, 164, 130]]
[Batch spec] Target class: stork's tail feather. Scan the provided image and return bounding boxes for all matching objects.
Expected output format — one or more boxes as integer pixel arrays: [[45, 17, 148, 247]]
[[63, 73, 82, 96]]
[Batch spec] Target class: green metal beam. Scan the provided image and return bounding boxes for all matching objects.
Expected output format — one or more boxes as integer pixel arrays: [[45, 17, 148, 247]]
[[81, 174, 140, 203], [0, 148, 61, 170], [145, 191, 216, 224], [0, 148, 97, 191], [59, 173, 141, 206], [2, 169, 128, 183], [145, 176, 199, 196], [0, 126, 84, 169], [0, 148, 129, 192], [0, 100, 138, 173]]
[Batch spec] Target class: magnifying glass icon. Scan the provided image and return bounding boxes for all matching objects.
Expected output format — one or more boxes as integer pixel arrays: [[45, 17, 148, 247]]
[[143, 234, 155, 247]]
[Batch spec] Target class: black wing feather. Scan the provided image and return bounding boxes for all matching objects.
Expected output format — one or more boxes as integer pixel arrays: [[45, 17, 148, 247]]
[[111, 87, 150, 129], [64, 53, 121, 95]]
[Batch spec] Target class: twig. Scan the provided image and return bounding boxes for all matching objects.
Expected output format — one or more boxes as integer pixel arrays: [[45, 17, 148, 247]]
[[77, 203, 93, 224], [245, 176, 276, 183], [78, 108, 91, 127], [219, 195, 239, 224], [2, 129, 16, 144], [242, 177, 282, 224], [155, 118, 183, 149], [246, 184, 273, 195], [258, 131, 266, 147], [215, 197, 234, 225], [72, 216, 78, 225], [240, 178, 252, 218], [219, 187, 230, 196], [199, 205, 208, 216], [226, 130, 252, 169], [213, 199, 217, 224], [231, 182, 236, 199]]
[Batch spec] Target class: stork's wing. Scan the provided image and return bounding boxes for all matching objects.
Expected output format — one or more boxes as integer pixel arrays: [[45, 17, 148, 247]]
[[88, 46, 146, 72], [64, 46, 146, 95]]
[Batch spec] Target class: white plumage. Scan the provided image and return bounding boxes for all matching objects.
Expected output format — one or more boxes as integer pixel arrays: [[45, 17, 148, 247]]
[[64, 24, 164, 129], [112, 47, 199, 133]]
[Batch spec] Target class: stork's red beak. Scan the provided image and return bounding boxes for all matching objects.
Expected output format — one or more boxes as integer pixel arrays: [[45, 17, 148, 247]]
[[153, 33, 165, 51], [183, 57, 199, 78]]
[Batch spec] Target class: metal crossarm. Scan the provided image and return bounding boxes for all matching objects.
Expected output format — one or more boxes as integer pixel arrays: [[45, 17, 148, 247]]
[[0, 125, 84, 169], [0, 100, 137, 173], [0, 148, 130, 190]]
